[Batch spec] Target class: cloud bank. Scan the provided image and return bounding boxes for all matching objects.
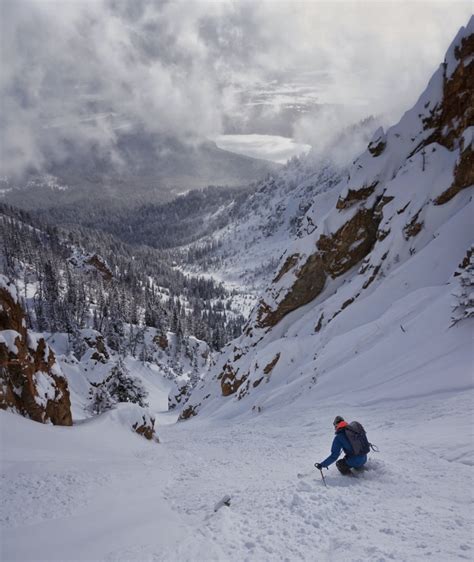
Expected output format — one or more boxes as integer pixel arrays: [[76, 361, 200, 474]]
[[0, 0, 471, 176]]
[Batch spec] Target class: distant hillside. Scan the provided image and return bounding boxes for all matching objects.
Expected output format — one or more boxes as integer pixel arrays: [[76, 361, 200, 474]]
[[0, 204, 245, 352], [32, 184, 256, 248], [1, 131, 279, 213]]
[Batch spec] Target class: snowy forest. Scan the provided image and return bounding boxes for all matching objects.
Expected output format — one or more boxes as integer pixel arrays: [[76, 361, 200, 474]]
[[0, 203, 245, 353]]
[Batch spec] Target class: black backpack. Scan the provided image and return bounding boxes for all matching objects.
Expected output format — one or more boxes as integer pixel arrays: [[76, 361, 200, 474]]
[[344, 421, 375, 456]]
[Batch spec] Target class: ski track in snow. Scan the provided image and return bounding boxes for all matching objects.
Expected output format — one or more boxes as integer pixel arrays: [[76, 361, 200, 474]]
[[2, 391, 473, 562]]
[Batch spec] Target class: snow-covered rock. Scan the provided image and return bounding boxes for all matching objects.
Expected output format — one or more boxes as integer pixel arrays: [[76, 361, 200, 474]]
[[0, 275, 72, 425], [68, 250, 113, 281], [104, 403, 159, 442]]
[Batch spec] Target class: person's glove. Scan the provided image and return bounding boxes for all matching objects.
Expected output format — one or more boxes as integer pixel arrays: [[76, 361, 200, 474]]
[[314, 463, 324, 470]]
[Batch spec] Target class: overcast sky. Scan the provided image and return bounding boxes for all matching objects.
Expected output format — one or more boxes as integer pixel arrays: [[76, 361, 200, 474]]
[[1, 0, 472, 176]]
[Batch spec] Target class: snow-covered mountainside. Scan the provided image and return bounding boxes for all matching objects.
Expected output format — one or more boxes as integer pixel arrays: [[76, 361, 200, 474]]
[[49, 326, 212, 420], [177, 118, 378, 314], [184, 158, 342, 296], [37, 184, 255, 249], [180, 18, 474, 421], [0, 205, 244, 352]]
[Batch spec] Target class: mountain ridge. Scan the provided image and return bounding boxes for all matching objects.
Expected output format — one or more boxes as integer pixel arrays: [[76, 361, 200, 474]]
[[1, 132, 279, 212]]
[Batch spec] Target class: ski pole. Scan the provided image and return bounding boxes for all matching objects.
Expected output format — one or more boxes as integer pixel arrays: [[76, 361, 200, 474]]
[[314, 463, 327, 487], [319, 468, 327, 487]]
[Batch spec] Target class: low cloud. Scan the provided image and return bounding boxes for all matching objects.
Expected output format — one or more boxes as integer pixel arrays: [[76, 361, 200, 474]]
[[0, 0, 230, 176], [293, 106, 380, 167], [0, 0, 471, 176]]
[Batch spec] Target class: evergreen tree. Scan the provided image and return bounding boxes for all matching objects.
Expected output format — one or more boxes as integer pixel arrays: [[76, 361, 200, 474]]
[[106, 358, 149, 407], [87, 383, 114, 415], [452, 247, 474, 325]]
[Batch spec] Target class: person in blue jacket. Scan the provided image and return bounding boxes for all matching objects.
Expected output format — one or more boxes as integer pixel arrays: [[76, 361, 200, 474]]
[[315, 415, 367, 475]]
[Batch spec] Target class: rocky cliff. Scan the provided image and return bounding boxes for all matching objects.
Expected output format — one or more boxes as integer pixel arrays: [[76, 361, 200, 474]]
[[0, 276, 72, 425]]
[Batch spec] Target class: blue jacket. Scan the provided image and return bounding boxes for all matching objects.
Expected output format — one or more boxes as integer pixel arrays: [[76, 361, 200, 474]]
[[320, 428, 367, 468]]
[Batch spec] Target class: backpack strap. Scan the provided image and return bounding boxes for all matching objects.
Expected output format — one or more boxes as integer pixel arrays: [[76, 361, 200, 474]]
[[342, 427, 357, 457]]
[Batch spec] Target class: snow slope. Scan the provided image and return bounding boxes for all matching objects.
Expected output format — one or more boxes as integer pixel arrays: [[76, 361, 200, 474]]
[[1, 384, 473, 562]]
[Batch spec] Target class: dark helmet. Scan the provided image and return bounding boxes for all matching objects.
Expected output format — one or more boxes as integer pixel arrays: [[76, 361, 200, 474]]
[[333, 415, 344, 427]]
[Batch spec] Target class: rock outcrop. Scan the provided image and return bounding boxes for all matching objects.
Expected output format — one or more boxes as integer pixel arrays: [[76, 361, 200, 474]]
[[132, 415, 158, 441], [82, 330, 110, 363], [153, 334, 169, 350], [106, 403, 159, 441], [69, 250, 113, 281], [0, 276, 72, 425], [85, 254, 113, 281]]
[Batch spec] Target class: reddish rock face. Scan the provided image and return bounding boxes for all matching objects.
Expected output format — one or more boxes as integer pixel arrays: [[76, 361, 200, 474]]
[[220, 362, 248, 397], [435, 145, 473, 205], [273, 254, 300, 283], [153, 334, 169, 350], [403, 211, 424, 240], [0, 282, 72, 426], [257, 203, 381, 329], [85, 255, 113, 281], [336, 182, 378, 210], [179, 404, 199, 420], [84, 333, 110, 363], [263, 353, 281, 375], [317, 207, 381, 277], [257, 253, 326, 328], [132, 417, 158, 441], [424, 32, 473, 205], [423, 34, 473, 151]]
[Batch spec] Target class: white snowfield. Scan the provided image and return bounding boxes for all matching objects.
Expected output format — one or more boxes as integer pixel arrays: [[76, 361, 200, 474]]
[[1, 379, 473, 562]]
